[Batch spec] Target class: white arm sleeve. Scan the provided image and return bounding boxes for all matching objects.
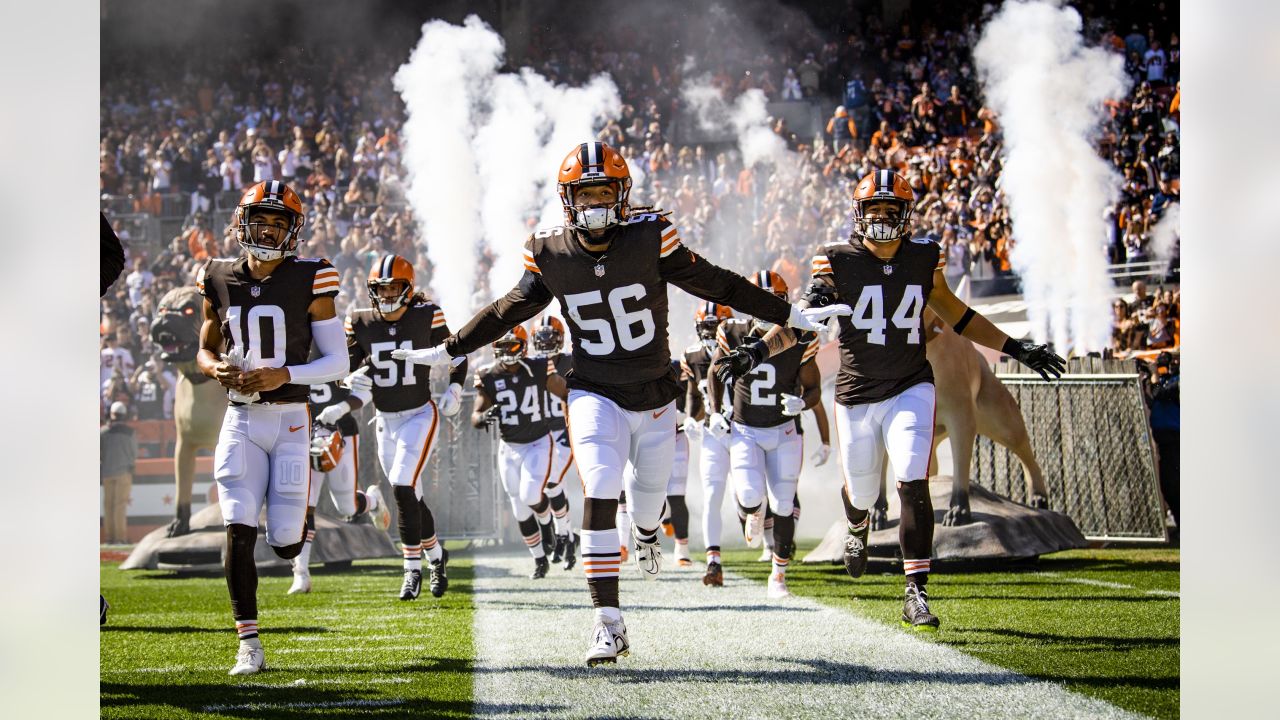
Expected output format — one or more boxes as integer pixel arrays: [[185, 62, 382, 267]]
[[286, 317, 350, 385]]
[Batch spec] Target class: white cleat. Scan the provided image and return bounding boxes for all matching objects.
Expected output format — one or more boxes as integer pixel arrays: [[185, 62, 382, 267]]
[[229, 643, 265, 676], [744, 507, 766, 548], [632, 528, 663, 579], [585, 618, 631, 667], [288, 571, 312, 595], [767, 573, 792, 600], [366, 485, 392, 531]]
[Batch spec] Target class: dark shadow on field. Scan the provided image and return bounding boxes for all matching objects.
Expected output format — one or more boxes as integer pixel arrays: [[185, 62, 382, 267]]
[[477, 600, 818, 613], [963, 627, 1178, 649], [102, 625, 330, 635]]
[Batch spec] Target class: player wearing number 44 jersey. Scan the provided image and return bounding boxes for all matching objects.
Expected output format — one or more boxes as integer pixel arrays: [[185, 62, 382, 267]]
[[338, 254, 468, 602], [391, 141, 850, 666], [195, 181, 351, 675], [725, 169, 1065, 632]]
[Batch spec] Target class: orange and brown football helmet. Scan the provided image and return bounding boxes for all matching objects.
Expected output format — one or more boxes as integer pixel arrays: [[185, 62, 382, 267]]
[[309, 427, 345, 472], [558, 141, 632, 231], [531, 315, 565, 355], [234, 180, 305, 260], [851, 169, 916, 243], [367, 254, 415, 316], [494, 325, 529, 365], [694, 301, 733, 348], [749, 270, 789, 299]]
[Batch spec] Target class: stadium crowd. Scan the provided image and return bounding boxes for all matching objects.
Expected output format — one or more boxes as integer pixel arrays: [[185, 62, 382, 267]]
[[100, 0, 1179, 422]]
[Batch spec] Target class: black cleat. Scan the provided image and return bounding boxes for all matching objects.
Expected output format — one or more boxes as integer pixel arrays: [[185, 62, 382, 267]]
[[563, 532, 579, 570], [100, 595, 110, 626], [901, 583, 940, 632], [551, 533, 567, 564], [1029, 493, 1050, 510], [428, 546, 449, 598], [399, 569, 422, 601], [531, 556, 550, 579], [843, 523, 870, 579], [702, 561, 723, 587], [539, 522, 555, 556], [164, 505, 192, 538]]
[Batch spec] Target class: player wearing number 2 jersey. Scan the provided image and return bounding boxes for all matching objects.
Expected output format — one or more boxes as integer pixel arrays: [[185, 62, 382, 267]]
[[395, 142, 850, 666], [341, 254, 468, 602], [195, 180, 350, 675], [726, 169, 1064, 632]]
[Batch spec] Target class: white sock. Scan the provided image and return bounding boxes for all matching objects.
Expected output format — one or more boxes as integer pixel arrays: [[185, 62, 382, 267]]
[[595, 606, 622, 623]]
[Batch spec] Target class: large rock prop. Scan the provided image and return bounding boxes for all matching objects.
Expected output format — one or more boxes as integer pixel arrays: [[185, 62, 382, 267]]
[[120, 503, 396, 571], [802, 477, 1086, 564]]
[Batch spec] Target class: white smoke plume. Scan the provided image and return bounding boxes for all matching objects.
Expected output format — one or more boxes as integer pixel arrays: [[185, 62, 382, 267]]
[[974, 0, 1130, 353], [395, 16, 619, 322], [681, 79, 796, 174], [1149, 203, 1179, 273]]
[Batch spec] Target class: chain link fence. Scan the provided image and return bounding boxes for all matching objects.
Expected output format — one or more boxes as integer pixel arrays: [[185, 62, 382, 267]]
[[971, 357, 1167, 541]]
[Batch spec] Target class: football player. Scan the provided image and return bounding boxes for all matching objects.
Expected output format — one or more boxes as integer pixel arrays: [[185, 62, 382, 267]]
[[392, 142, 848, 665], [662, 358, 695, 567], [722, 170, 1064, 631], [530, 315, 579, 569], [473, 326, 567, 578], [341, 254, 467, 601], [681, 302, 734, 586], [286, 371, 391, 595], [707, 271, 824, 599], [195, 181, 350, 675]]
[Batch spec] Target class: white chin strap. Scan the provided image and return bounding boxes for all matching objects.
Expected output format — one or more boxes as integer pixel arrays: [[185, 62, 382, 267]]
[[245, 244, 288, 261], [377, 300, 404, 314], [576, 206, 617, 231], [864, 222, 900, 242]]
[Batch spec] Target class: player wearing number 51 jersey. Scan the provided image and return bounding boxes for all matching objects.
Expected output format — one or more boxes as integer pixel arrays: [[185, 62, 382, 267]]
[[396, 141, 850, 666], [730, 170, 1064, 632], [195, 180, 350, 676], [341, 254, 468, 602]]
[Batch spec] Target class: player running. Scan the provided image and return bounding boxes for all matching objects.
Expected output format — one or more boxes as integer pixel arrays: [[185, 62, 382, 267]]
[[530, 315, 579, 569]]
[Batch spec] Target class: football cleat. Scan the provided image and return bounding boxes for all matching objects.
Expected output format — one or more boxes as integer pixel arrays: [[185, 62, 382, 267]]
[[551, 533, 568, 564], [843, 523, 871, 579], [767, 572, 792, 599], [632, 528, 662, 579], [744, 507, 766, 548], [539, 522, 555, 557], [901, 583, 940, 632], [702, 561, 724, 587], [674, 543, 692, 568], [100, 595, 109, 626], [563, 532, 579, 570], [288, 571, 312, 595], [399, 569, 422, 601], [229, 642, 265, 676], [531, 556, 550, 579], [366, 485, 392, 531], [428, 547, 449, 598], [585, 617, 631, 667]]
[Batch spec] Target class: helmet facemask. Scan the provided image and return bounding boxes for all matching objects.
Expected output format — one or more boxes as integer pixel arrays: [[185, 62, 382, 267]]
[[238, 206, 302, 261], [561, 179, 630, 232], [696, 319, 720, 354], [494, 334, 526, 366], [853, 198, 912, 243], [531, 327, 562, 356], [368, 278, 411, 317]]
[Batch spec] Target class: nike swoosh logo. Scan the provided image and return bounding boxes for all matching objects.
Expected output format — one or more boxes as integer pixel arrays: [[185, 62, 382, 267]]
[[289, 425, 305, 432], [784, 428, 795, 435], [652, 407, 669, 419]]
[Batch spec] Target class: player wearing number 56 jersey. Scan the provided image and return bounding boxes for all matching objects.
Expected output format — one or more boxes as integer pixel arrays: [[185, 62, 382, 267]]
[[398, 141, 849, 666], [730, 170, 1064, 632], [195, 180, 350, 676], [341, 254, 468, 602]]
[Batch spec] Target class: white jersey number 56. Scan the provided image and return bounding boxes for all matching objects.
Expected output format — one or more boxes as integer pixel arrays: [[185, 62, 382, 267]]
[[564, 284, 656, 356]]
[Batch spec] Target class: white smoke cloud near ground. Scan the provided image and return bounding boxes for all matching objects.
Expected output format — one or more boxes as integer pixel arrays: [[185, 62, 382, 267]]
[[974, 0, 1130, 352], [395, 16, 619, 321]]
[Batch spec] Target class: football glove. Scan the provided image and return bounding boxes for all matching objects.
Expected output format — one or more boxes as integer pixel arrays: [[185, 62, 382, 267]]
[[390, 345, 465, 367], [1002, 338, 1067, 381], [810, 443, 831, 467], [787, 303, 853, 334], [681, 416, 702, 436], [482, 405, 502, 425], [315, 401, 351, 427], [712, 340, 766, 384], [779, 393, 806, 417], [706, 412, 730, 440], [438, 383, 463, 417]]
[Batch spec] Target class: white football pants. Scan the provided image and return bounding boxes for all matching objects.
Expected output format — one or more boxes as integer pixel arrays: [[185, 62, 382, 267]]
[[730, 421, 803, 516], [214, 403, 310, 547], [499, 435, 554, 521], [835, 381, 936, 510], [699, 428, 732, 547], [667, 430, 690, 495], [373, 401, 439, 498], [308, 434, 360, 516]]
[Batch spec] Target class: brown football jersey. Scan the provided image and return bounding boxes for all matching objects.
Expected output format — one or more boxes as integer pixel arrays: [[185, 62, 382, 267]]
[[346, 299, 453, 413], [445, 213, 791, 411], [474, 357, 552, 444], [197, 255, 340, 404], [807, 237, 945, 406], [537, 352, 573, 434], [717, 319, 818, 428]]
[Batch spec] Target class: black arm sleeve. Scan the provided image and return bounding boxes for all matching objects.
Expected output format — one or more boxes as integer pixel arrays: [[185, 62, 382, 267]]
[[348, 337, 369, 370], [444, 270, 554, 356], [441, 323, 469, 386], [101, 213, 125, 297], [660, 246, 790, 325]]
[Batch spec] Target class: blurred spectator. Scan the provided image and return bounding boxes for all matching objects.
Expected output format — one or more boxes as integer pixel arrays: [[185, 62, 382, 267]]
[[101, 402, 137, 544], [1142, 352, 1179, 526], [825, 106, 857, 154], [130, 357, 174, 421]]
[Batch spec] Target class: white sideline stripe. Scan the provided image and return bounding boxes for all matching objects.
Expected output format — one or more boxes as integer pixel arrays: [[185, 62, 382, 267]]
[[103, 661, 390, 674], [1034, 572, 1180, 598], [240, 677, 412, 688], [274, 645, 423, 654], [294, 634, 432, 643], [202, 699, 404, 712], [472, 553, 1141, 720]]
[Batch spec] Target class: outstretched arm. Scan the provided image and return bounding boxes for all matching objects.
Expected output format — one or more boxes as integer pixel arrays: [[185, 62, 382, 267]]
[[444, 270, 553, 357]]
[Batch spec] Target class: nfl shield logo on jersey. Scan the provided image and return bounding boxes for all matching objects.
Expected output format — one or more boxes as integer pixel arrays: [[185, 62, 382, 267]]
[[495, 379, 507, 390], [388, 327, 397, 336], [594, 264, 606, 277], [250, 285, 262, 297], [883, 265, 894, 276]]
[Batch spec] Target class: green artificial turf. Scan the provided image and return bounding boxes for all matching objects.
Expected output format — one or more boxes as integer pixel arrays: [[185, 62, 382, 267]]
[[724, 546, 1180, 719], [100, 555, 475, 719]]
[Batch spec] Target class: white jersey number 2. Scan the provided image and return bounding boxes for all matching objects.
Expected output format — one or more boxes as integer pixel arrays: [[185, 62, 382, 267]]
[[849, 285, 923, 345]]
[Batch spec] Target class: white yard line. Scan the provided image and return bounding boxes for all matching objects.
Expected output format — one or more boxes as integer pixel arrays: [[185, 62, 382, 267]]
[[471, 553, 1142, 720], [273, 645, 424, 654], [1034, 571, 1180, 598]]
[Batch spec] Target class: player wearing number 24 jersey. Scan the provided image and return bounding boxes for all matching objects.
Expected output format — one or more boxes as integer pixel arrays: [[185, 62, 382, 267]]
[[394, 141, 852, 667], [195, 180, 350, 676]]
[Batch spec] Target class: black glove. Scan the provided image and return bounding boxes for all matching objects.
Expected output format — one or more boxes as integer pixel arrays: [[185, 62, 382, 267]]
[[713, 340, 767, 385], [482, 405, 502, 425], [1002, 338, 1066, 381]]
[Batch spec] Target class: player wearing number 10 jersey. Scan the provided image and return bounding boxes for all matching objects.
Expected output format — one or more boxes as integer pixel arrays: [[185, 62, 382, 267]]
[[395, 141, 849, 666], [342, 254, 468, 602], [195, 180, 350, 675]]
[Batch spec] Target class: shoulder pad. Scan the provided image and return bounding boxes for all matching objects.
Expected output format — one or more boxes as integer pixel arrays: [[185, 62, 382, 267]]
[[623, 212, 664, 225], [909, 236, 937, 245], [684, 342, 704, 354], [293, 255, 333, 264]]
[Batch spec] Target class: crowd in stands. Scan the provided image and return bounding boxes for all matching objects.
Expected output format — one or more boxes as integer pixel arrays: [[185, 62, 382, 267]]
[[100, 1, 1180, 419]]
